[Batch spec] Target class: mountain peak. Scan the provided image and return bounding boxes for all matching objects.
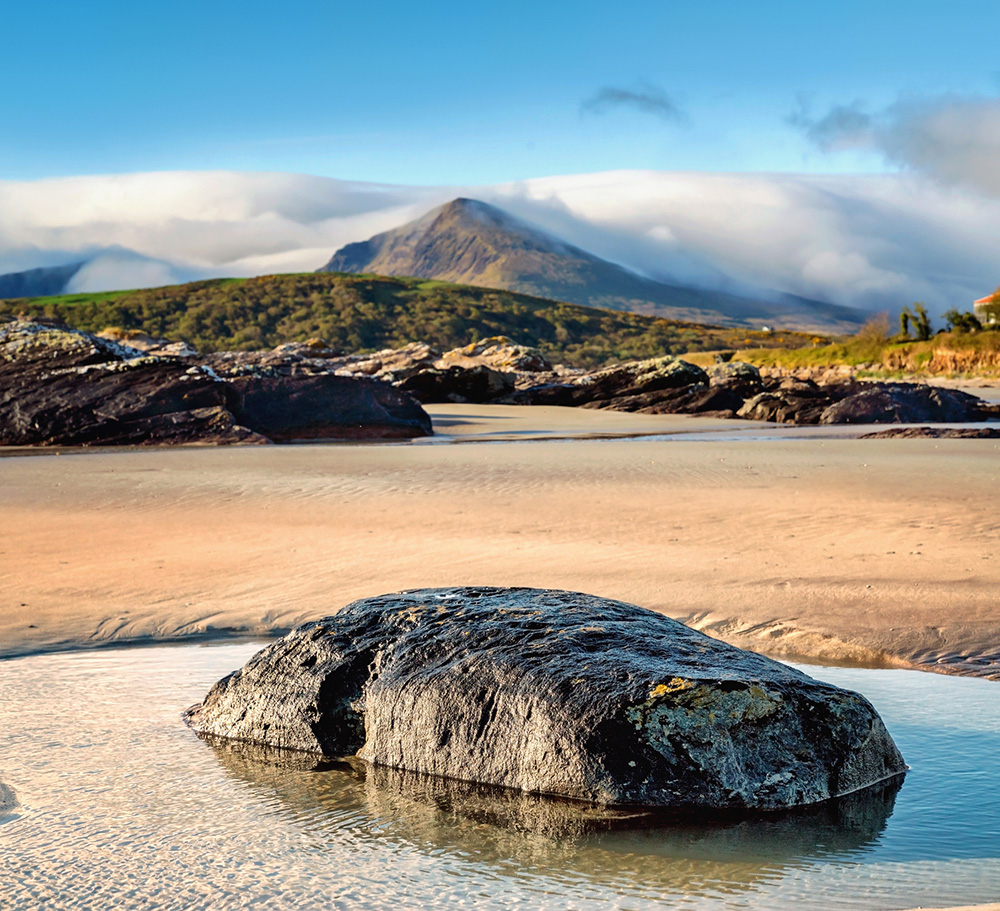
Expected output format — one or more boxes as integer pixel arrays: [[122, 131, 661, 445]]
[[427, 197, 566, 245], [319, 196, 584, 287], [318, 200, 862, 332]]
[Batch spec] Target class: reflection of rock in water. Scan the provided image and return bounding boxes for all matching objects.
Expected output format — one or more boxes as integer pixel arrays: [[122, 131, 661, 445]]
[[200, 733, 902, 897], [0, 780, 18, 820]]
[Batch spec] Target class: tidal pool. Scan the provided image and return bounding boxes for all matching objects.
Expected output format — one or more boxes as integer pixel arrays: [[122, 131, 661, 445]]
[[1, 642, 998, 910]]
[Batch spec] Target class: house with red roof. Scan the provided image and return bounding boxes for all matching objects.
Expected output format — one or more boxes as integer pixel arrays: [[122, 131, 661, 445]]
[[974, 293, 998, 325]]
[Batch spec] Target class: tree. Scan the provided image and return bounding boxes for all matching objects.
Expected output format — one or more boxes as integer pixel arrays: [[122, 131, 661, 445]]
[[911, 303, 932, 341], [857, 312, 890, 345], [899, 307, 912, 339], [942, 308, 982, 333]]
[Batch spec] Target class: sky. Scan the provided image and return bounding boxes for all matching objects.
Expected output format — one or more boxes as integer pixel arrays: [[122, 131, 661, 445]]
[[2, 0, 999, 185], [2, 1, 999, 314]]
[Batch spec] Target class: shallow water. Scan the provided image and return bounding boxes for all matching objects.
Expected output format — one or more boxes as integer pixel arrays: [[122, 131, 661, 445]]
[[1, 643, 998, 910]]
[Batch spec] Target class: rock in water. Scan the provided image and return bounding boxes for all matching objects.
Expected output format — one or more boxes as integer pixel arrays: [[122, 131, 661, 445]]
[[186, 587, 905, 811]]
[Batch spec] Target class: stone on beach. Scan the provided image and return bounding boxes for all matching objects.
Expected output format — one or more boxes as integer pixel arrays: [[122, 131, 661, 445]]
[[227, 373, 432, 440], [186, 587, 906, 812]]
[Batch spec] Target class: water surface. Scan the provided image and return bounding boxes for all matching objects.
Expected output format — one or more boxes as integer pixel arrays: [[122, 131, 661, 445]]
[[1, 643, 998, 910]]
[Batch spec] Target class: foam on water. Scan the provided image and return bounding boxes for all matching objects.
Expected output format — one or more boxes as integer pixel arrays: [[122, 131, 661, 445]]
[[1, 643, 998, 910]]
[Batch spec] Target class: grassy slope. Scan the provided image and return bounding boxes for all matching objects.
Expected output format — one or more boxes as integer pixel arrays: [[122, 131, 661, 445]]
[[728, 331, 1000, 377], [1, 272, 820, 368]]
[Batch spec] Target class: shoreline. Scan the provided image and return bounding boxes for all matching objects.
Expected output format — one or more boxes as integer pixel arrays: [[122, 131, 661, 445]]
[[0, 619, 988, 684]]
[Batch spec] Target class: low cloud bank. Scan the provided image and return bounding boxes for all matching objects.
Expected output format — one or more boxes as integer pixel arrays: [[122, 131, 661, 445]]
[[65, 249, 194, 294], [1, 168, 997, 316]]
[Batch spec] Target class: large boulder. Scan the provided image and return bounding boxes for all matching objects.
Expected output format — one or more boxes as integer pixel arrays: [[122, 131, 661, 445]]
[[186, 587, 905, 812], [228, 372, 432, 441]]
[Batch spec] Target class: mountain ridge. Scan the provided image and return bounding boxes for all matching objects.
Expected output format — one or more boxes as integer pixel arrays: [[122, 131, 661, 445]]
[[319, 198, 864, 333], [0, 262, 85, 300]]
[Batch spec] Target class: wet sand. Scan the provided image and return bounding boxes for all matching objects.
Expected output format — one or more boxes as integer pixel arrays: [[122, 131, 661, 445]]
[[2, 404, 999, 680]]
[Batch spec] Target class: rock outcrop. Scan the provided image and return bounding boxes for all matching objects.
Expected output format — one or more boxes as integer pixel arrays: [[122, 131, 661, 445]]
[[861, 426, 1000, 439], [817, 383, 988, 425], [437, 336, 553, 373], [186, 587, 906, 812], [228, 372, 431, 441], [395, 364, 516, 404], [514, 356, 709, 410], [0, 319, 432, 445], [737, 379, 995, 426], [736, 378, 842, 424], [0, 319, 259, 445], [194, 339, 997, 427]]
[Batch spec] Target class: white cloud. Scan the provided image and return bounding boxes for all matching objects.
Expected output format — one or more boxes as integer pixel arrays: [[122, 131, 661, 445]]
[[66, 249, 193, 294], [0, 171, 442, 272], [481, 171, 1000, 311], [791, 94, 1000, 197], [1, 168, 998, 315]]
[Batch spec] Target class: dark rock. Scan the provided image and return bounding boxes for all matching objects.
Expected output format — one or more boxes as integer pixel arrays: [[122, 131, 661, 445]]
[[0, 320, 433, 446], [229, 373, 433, 441], [736, 379, 994, 426], [589, 383, 746, 417], [861, 426, 1000, 439], [736, 377, 838, 424], [186, 587, 905, 812], [510, 357, 708, 410], [708, 361, 762, 389], [96, 328, 199, 358], [819, 383, 991, 424], [395, 364, 515, 404], [333, 341, 441, 377], [579, 383, 700, 413], [573, 357, 708, 403], [737, 390, 825, 424], [0, 321, 259, 445], [507, 381, 580, 407]]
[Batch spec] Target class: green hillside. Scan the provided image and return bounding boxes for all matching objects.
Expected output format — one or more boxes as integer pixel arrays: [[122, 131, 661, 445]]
[[2, 271, 823, 368]]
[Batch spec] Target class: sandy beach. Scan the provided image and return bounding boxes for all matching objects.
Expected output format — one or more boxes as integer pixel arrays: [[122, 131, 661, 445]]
[[2, 403, 999, 682]]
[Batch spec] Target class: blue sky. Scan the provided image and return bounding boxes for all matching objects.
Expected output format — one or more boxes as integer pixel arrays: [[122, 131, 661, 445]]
[[2, 0, 998, 184]]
